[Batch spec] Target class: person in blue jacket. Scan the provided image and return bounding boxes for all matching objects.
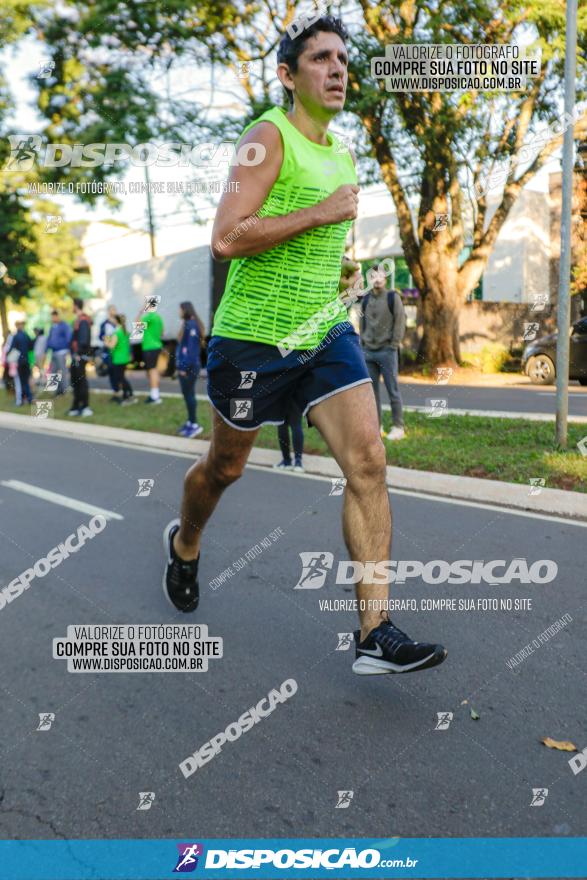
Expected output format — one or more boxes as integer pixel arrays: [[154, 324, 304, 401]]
[[46, 309, 72, 395], [8, 320, 34, 405], [176, 301, 206, 438]]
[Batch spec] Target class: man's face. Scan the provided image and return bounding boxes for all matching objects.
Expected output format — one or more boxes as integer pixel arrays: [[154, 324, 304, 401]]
[[372, 270, 387, 293], [51, 313, 59, 323], [282, 31, 348, 119]]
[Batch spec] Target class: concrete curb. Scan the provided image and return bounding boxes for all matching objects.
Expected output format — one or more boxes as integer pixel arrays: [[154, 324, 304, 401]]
[[1, 411, 585, 522]]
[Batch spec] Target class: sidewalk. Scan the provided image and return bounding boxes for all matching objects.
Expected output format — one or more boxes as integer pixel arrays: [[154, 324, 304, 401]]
[[399, 370, 530, 387], [1, 410, 585, 523]]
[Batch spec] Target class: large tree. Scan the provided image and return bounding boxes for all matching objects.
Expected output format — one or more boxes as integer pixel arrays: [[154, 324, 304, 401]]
[[24, 0, 587, 364], [0, 18, 37, 340], [348, 0, 587, 363], [0, 188, 37, 340], [0, 1, 85, 338]]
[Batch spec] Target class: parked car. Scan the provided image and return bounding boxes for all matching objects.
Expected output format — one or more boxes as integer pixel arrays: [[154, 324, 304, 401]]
[[522, 316, 587, 384]]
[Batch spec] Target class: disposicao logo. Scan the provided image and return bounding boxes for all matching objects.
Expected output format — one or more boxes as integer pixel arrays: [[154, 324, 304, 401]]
[[173, 843, 204, 872]]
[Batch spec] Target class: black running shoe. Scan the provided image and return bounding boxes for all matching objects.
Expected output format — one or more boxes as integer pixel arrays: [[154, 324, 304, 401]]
[[162, 519, 199, 612], [352, 619, 447, 675]]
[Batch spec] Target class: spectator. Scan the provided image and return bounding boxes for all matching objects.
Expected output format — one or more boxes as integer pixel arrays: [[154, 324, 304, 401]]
[[103, 314, 136, 406], [8, 320, 34, 406], [33, 327, 47, 387], [46, 309, 72, 395], [2, 328, 16, 395], [137, 303, 164, 404], [176, 301, 205, 437], [68, 298, 93, 417], [360, 265, 406, 440], [273, 398, 305, 472], [99, 304, 118, 399]]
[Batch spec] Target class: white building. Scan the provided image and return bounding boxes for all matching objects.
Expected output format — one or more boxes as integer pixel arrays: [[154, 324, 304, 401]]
[[77, 180, 553, 342]]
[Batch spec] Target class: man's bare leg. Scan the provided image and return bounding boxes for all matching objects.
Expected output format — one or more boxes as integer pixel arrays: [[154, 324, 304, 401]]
[[147, 366, 159, 398], [174, 410, 260, 561], [308, 383, 391, 640]]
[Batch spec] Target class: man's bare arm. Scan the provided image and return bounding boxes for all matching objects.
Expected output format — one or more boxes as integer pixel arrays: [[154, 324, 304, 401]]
[[211, 122, 358, 261]]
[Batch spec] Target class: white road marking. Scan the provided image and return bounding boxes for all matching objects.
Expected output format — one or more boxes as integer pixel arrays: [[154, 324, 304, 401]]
[[0, 480, 123, 521]]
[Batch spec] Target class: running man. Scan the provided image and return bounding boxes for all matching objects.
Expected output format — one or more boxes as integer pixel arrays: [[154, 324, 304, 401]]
[[162, 15, 447, 675]]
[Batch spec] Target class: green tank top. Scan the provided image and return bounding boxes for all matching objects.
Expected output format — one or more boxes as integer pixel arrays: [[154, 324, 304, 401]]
[[111, 326, 131, 365], [212, 106, 357, 348]]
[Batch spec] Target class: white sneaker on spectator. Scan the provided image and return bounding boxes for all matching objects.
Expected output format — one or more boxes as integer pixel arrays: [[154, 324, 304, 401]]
[[386, 426, 405, 441], [79, 407, 94, 417]]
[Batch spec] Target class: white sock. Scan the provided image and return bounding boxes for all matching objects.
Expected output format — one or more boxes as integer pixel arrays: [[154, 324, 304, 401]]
[[150, 388, 160, 401]]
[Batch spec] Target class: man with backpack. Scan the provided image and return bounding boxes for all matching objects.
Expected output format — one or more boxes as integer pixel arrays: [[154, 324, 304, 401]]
[[360, 264, 406, 441]]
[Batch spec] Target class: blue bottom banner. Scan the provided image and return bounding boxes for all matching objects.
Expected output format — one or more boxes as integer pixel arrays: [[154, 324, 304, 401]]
[[0, 837, 586, 879]]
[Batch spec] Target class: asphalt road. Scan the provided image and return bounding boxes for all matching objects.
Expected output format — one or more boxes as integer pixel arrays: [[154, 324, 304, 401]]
[[88, 370, 587, 418], [0, 425, 585, 842]]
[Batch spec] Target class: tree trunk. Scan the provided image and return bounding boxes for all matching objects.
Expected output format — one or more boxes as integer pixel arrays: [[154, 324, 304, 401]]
[[0, 297, 8, 346], [419, 293, 460, 365], [417, 247, 461, 367]]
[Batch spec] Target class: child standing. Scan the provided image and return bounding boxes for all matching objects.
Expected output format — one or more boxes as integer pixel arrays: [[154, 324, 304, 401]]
[[104, 315, 136, 405]]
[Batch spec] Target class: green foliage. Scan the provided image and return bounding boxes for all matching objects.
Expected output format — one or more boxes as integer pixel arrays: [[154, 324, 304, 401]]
[[0, 0, 40, 45], [0, 188, 37, 304], [2, 0, 586, 363], [0, 187, 84, 331], [461, 343, 511, 373], [28, 204, 84, 309]]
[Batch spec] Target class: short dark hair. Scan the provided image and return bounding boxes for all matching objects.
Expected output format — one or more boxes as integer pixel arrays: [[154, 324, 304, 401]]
[[51, 309, 59, 316], [277, 15, 349, 108], [73, 297, 83, 310], [180, 300, 197, 321]]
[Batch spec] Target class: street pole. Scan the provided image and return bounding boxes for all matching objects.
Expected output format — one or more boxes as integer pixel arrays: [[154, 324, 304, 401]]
[[555, 0, 578, 447], [144, 165, 156, 258]]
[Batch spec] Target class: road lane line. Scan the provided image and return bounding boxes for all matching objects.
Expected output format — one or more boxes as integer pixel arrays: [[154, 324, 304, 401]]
[[0, 480, 123, 521]]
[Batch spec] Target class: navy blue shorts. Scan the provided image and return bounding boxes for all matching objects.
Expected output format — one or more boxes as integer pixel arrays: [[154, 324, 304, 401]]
[[206, 322, 371, 430]]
